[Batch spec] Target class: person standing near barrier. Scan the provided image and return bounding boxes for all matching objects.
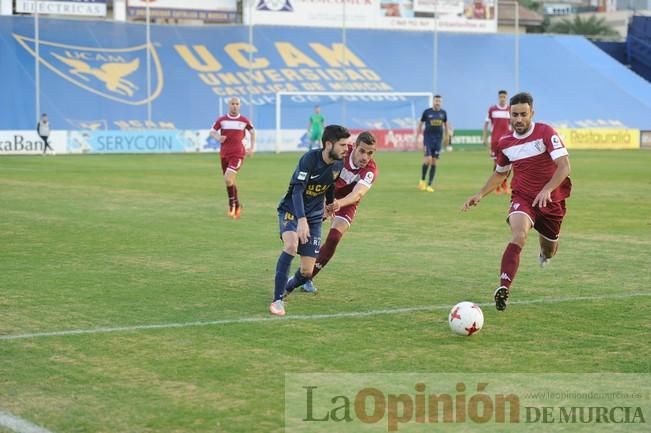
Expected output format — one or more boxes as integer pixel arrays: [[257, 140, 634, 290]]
[[483, 90, 512, 194], [37, 113, 54, 155], [210, 97, 256, 219], [416, 95, 448, 192], [308, 105, 325, 151]]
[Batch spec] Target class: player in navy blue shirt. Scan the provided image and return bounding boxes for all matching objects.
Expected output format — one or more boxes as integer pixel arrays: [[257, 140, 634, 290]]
[[416, 95, 449, 192], [270, 125, 350, 316]]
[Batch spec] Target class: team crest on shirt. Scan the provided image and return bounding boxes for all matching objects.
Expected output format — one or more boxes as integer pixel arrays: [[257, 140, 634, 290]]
[[534, 139, 545, 153]]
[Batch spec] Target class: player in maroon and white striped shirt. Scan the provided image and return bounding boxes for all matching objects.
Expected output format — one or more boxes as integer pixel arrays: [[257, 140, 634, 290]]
[[483, 90, 512, 194], [210, 97, 256, 219], [462, 92, 572, 311]]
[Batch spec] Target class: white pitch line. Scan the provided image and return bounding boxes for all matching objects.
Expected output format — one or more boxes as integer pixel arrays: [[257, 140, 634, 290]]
[[0, 410, 56, 433], [1, 292, 650, 342]]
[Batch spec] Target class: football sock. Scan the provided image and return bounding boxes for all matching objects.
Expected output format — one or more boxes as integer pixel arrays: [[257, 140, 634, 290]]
[[285, 269, 308, 293], [500, 242, 522, 289], [421, 164, 428, 181], [428, 165, 437, 185], [311, 229, 343, 279], [226, 185, 236, 209], [232, 185, 239, 208], [273, 251, 294, 301]]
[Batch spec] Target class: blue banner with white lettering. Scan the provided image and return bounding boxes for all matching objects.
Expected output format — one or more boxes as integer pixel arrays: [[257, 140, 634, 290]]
[[1, 16, 651, 131]]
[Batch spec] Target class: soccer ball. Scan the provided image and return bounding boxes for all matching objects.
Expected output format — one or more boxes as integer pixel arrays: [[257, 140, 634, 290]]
[[448, 302, 484, 336]]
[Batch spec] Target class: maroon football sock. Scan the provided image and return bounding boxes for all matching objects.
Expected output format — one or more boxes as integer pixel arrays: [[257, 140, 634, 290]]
[[500, 242, 522, 289], [232, 185, 239, 208], [226, 185, 236, 208], [311, 229, 343, 278]]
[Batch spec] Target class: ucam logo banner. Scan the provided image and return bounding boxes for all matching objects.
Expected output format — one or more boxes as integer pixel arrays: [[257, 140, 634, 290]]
[[16, 0, 107, 16], [13, 34, 162, 105]]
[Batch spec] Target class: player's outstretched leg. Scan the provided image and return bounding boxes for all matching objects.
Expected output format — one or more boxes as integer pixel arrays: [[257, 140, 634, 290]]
[[284, 269, 309, 293], [427, 163, 437, 192], [496, 242, 522, 311], [538, 234, 559, 268], [302, 280, 317, 293], [270, 251, 294, 316], [495, 213, 530, 310]]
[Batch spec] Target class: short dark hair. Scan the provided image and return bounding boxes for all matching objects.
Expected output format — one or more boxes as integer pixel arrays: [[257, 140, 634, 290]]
[[498, 90, 508, 95], [434, 94, 442, 99], [321, 124, 351, 149], [510, 92, 533, 107], [356, 131, 376, 147]]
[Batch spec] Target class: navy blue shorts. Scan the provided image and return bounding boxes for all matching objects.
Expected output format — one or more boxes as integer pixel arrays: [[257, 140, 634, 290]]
[[278, 211, 322, 257], [424, 138, 442, 158]]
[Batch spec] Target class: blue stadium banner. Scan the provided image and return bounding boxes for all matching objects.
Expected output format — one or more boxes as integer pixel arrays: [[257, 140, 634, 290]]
[[1, 16, 651, 133], [16, 0, 107, 17]]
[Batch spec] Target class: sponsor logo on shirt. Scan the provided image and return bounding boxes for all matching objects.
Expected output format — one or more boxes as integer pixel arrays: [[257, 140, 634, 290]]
[[551, 134, 563, 149]]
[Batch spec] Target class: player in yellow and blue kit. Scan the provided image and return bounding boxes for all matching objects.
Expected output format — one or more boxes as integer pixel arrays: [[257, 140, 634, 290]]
[[416, 95, 449, 192], [270, 125, 350, 316]]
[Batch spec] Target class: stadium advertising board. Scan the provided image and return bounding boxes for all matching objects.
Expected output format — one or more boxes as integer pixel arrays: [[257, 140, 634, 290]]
[[67, 130, 200, 154], [16, 0, 107, 17], [557, 128, 640, 150], [247, 0, 497, 33], [641, 131, 651, 149], [127, 0, 237, 22], [0, 130, 67, 155]]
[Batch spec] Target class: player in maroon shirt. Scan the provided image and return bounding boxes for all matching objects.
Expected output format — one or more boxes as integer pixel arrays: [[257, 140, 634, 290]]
[[462, 92, 572, 311], [483, 90, 512, 194], [210, 97, 256, 219], [285, 131, 379, 294]]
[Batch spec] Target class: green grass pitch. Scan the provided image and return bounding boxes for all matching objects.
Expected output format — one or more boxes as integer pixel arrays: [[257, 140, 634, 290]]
[[1, 150, 650, 432]]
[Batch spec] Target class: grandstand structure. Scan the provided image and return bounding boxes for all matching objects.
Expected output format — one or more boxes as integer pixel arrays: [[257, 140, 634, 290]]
[[0, 0, 650, 154]]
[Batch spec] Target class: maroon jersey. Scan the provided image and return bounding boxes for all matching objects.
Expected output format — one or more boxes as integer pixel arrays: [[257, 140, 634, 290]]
[[496, 122, 571, 202], [487, 104, 511, 147], [335, 144, 378, 200], [211, 114, 253, 159]]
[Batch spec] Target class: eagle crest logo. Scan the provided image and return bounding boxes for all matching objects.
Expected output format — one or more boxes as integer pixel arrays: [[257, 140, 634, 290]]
[[13, 33, 163, 105]]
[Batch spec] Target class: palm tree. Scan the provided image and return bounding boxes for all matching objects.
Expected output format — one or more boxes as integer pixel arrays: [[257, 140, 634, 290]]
[[547, 15, 620, 39]]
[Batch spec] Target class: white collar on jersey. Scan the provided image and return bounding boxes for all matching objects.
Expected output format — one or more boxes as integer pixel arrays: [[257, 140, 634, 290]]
[[513, 122, 536, 139], [496, 103, 508, 109], [226, 113, 240, 119], [348, 150, 359, 170]]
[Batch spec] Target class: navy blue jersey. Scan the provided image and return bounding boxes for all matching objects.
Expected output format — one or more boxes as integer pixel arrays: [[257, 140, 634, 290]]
[[277, 150, 344, 223], [420, 108, 448, 139]]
